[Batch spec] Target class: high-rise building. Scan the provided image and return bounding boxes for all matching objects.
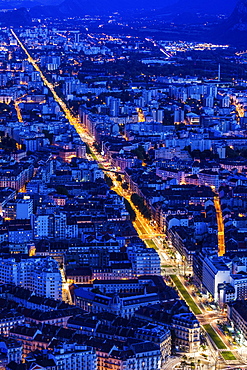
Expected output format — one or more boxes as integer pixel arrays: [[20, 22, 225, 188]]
[[16, 199, 33, 220], [74, 32, 80, 43], [0, 256, 62, 300]]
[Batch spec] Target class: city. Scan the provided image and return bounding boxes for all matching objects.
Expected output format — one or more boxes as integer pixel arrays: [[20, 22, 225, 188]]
[[0, 1, 246, 369]]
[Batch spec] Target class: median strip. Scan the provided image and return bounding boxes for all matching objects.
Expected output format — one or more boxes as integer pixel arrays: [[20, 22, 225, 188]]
[[135, 219, 147, 235], [203, 324, 227, 350], [145, 239, 158, 250], [170, 275, 202, 315], [221, 351, 236, 361], [170, 276, 235, 355]]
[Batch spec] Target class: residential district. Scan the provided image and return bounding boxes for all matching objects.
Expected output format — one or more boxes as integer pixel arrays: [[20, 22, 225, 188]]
[[0, 18, 246, 370]]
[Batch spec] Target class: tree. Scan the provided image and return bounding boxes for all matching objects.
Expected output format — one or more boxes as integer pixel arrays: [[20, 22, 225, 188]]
[[121, 182, 129, 190], [181, 360, 187, 370], [131, 193, 151, 220], [184, 145, 192, 154], [85, 144, 91, 155], [91, 288, 102, 294], [104, 174, 113, 188], [131, 145, 147, 161], [124, 199, 136, 221], [0, 134, 18, 152], [163, 109, 174, 126], [42, 129, 53, 144], [93, 141, 101, 153], [56, 185, 68, 196], [190, 149, 219, 160], [225, 145, 239, 159]]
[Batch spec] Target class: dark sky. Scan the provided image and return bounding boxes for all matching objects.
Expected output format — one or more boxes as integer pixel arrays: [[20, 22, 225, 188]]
[[2, 0, 239, 16], [42, 0, 238, 14]]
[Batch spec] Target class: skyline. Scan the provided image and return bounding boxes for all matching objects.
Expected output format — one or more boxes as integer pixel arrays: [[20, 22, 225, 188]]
[[0, 0, 246, 48]]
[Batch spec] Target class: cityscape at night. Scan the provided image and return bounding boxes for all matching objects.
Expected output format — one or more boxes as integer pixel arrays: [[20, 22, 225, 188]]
[[0, 0, 247, 369]]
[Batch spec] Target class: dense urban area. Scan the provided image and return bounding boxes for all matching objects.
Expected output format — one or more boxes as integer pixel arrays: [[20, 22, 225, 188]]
[[0, 9, 247, 370]]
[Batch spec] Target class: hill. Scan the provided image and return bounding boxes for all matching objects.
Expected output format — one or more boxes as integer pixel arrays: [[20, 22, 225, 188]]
[[214, 0, 247, 46], [29, 0, 238, 17]]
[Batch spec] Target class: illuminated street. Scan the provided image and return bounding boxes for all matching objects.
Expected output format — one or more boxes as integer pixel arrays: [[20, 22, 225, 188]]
[[214, 196, 225, 256]]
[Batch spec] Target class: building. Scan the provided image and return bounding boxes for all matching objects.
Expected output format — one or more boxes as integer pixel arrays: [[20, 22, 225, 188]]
[[198, 170, 219, 189], [227, 300, 247, 343], [135, 324, 171, 364], [171, 313, 200, 352], [92, 278, 146, 294], [0, 311, 25, 336], [168, 226, 196, 266], [75, 289, 160, 318], [0, 336, 22, 366], [66, 267, 93, 285], [9, 326, 41, 356], [135, 301, 200, 354], [34, 215, 54, 239], [8, 222, 33, 244], [0, 256, 62, 300], [229, 273, 247, 300], [16, 199, 33, 220], [38, 343, 96, 370], [202, 256, 231, 302], [96, 342, 161, 370], [32, 261, 62, 301], [127, 243, 161, 276]]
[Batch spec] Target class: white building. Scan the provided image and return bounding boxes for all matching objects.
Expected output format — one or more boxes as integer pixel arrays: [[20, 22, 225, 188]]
[[54, 213, 67, 239], [202, 256, 231, 301], [16, 199, 33, 219], [32, 265, 62, 300], [0, 256, 62, 300], [34, 213, 68, 240], [127, 243, 161, 276], [34, 214, 53, 238]]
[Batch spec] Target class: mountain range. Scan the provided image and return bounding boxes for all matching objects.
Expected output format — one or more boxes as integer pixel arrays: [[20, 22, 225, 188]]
[[214, 0, 247, 45], [1, 0, 247, 47], [0, 0, 239, 19], [29, 0, 238, 17]]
